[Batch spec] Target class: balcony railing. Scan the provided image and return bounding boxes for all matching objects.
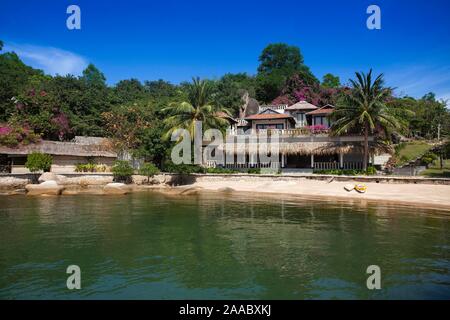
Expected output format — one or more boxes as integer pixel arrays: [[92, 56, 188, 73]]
[[233, 128, 330, 136], [314, 162, 363, 170], [205, 160, 279, 169]]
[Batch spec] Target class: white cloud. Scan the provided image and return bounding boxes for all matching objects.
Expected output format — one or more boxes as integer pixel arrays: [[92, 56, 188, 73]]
[[4, 43, 88, 76], [383, 65, 450, 100]]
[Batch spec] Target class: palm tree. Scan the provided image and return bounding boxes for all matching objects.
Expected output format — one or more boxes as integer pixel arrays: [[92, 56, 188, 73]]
[[331, 70, 405, 170], [162, 77, 230, 141]]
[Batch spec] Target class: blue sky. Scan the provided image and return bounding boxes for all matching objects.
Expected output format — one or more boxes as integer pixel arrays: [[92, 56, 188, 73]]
[[1, 0, 450, 101]]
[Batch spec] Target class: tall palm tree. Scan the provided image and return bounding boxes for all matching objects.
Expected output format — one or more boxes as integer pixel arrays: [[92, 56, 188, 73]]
[[162, 77, 230, 141], [331, 70, 405, 170]]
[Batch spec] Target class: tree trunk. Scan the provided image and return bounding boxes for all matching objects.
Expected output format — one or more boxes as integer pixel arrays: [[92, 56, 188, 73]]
[[363, 125, 369, 171]]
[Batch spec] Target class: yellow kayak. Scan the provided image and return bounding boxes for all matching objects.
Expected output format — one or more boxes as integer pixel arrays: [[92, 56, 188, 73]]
[[355, 184, 367, 193]]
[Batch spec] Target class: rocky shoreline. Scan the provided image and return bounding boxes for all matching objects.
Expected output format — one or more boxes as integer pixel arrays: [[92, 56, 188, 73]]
[[0, 173, 178, 196]]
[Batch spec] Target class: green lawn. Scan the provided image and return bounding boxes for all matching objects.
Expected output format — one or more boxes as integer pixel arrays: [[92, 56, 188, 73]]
[[395, 141, 433, 166], [421, 159, 450, 178]]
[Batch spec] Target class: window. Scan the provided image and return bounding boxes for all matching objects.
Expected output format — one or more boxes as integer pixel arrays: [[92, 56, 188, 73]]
[[256, 123, 284, 130], [314, 116, 329, 127]]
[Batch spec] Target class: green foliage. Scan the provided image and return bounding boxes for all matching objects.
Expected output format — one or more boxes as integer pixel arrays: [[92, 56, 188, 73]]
[[389, 94, 449, 139], [421, 159, 450, 178], [257, 43, 304, 75], [0, 124, 41, 147], [102, 101, 153, 150], [331, 70, 406, 170], [322, 73, 341, 88], [0, 50, 45, 121], [395, 141, 433, 165], [111, 160, 134, 183], [206, 167, 240, 174], [114, 79, 146, 103], [163, 161, 206, 174], [162, 77, 230, 140], [145, 79, 179, 99], [247, 168, 261, 174], [213, 73, 256, 117], [256, 43, 318, 103], [81, 63, 106, 88], [138, 162, 160, 178], [420, 152, 438, 165], [25, 152, 52, 172]]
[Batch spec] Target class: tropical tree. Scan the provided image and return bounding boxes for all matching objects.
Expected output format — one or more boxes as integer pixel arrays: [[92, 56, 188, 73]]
[[322, 73, 341, 88], [256, 43, 318, 103], [162, 77, 229, 141], [331, 70, 406, 170]]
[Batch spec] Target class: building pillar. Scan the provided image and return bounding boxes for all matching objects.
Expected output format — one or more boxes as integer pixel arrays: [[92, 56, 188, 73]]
[[339, 152, 344, 169], [281, 154, 285, 168], [311, 154, 315, 169]]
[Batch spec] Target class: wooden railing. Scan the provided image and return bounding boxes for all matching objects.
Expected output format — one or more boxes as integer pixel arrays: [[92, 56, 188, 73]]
[[233, 128, 330, 136], [225, 162, 279, 169], [314, 162, 363, 170], [205, 161, 280, 169]]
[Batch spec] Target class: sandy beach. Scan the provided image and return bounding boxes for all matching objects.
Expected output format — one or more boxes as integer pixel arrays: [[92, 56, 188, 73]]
[[189, 177, 450, 210]]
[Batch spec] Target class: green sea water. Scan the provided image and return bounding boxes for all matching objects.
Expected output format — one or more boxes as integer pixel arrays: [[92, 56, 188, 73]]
[[0, 192, 449, 299]]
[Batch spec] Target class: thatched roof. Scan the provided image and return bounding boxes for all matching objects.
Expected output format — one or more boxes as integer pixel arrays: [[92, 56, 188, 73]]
[[307, 104, 335, 115], [0, 137, 117, 157], [218, 141, 353, 155], [214, 135, 391, 156]]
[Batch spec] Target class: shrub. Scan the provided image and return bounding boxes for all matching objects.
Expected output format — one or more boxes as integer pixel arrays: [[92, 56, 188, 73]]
[[247, 168, 261, 174], [25, 152, 52, 173], [111, 160, 134, 183], [163, 161, 206, 174], [420, 152, 438, 166], [139, 162, 160, 183], [206, 167, 240, 174], [0, 125, 40, 147], [366, 166, 377, 175]]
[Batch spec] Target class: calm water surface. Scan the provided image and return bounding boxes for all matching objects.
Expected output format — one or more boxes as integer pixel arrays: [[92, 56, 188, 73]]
[[0, 192, 449, 299]]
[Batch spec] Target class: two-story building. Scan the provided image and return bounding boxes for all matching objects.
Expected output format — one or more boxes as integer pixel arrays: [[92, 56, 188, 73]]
[[208, 101, 375, 172]]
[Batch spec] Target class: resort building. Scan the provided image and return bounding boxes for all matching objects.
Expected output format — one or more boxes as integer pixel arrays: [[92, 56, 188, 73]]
[[0, 136, 117, 173], [208, 101, 376, 172]]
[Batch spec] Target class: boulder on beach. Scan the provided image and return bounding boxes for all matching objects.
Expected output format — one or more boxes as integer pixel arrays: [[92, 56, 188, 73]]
[[38, 172, 66, 183], [26, 180, 64, 196], [103, 183, 131, 195], [62, 175, 113, 186], [0, 177, 31, 191]]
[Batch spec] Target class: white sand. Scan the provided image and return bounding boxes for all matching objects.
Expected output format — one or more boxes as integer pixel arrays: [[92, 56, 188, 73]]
[[190, 178, 450, 210]]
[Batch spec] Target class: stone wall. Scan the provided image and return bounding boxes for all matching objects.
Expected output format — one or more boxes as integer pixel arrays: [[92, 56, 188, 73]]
[[181, 173, 450, 185]]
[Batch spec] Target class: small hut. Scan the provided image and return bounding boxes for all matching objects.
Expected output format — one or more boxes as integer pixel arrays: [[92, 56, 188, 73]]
[[0, 136, 117, 173]]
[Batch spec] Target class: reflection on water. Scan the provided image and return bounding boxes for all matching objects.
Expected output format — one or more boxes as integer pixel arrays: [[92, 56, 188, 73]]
[[0, 192, 449, 299]]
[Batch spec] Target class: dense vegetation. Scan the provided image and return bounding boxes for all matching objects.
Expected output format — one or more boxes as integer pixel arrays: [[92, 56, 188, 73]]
[[0, 40, 449, 172]]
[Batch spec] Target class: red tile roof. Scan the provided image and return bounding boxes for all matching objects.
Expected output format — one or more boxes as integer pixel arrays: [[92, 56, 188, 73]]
[[307, 105, 335, 115]]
